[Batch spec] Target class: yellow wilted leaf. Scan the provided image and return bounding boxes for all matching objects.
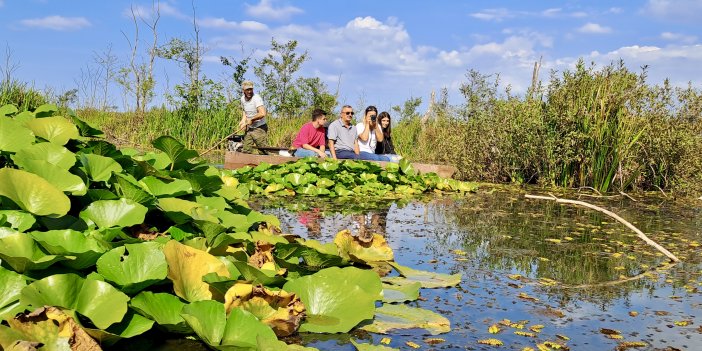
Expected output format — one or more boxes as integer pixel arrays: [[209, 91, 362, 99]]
[[546, 238, 562, 244], [538, 278, 557, 286], [606, 334, 624, 339], [614, 266, 625, 271], [564, 236, 574, 241], [499, 319, 512, 326], [522, 348, 536, 351], [536, 343, 552, 351], [380, 337, 391, 345], [628, 311, 638, 317], [674, 320, 692, 326], [612, 252, 623, 258], [424, 338, 445, 345], [405, 341, 421, 349], [477, 338, 504, 346], [600, 328, 621, 335], [515, 331, 536, 337], [617, 341, 648, 349], [488, 324, 501, 334], [510, 322, 525, 329], [538, 257, 550, 262], [543, 341, 566, 349], [450, 249, 467, 255], [508, 274, 523, 280], [518, 292, 539, 302], [529, 324, 545, 332], [556, 334, 570, 340]]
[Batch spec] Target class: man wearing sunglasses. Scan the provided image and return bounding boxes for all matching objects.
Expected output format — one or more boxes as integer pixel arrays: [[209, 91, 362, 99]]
[[327, 105, 360, 159], [238, 80, 268, 154]]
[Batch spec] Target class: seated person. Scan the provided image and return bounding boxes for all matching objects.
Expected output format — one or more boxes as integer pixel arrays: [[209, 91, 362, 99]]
[[375, 111, 401, 162], [293, 108, 329, 158], [327, 105, 361, 159], [356, 105, 390, 161]]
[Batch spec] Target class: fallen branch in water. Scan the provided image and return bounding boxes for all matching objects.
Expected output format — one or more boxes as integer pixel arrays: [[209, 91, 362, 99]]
[[524, 193, 680, 263]]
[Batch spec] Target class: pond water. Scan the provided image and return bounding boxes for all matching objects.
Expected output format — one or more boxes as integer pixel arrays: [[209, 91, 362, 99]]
[[255, 188, 702, 350]]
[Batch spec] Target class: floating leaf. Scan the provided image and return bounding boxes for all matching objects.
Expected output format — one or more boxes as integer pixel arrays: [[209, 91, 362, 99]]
[[0, 232, 69, 273], [361, 304, 451, 335], [350, 339, 399, 351], [0, 117, 34, 152], [79, 153, 123, 182], [385, 261, 462, 288], [152, 136, 199, 170], [488, 324, 501, 334], [130, 291, 190, 334], [30, 229, 110, 269], [79, 198, 148, 229], [1, 306, 102, 350], [334, 229, 394, 263], [477, 338, 504, 346], [381, 281, 421, 303], [163, 240, 230, 302]]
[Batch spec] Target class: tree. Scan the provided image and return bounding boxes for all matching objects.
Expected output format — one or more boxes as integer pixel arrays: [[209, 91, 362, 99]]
[[220, 44, 252, 99], [253, 38, 308, 118]]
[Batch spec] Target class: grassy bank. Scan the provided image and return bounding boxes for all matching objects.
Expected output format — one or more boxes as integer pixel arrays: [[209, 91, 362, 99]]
[[4, 61, 702, 194]]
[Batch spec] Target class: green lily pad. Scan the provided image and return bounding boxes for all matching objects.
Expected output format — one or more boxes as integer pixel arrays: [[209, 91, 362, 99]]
[[360, 304, 450, 335], [30, 229, 110, 269], [79, 153, 123, 182], [16, 159, 87, 195], [130, 291, 191, 333], [0, 267, 26, 320], [384, 262, 462, 288], [0, 168, 70, 217], [180, 301, 278, 349], [79, 198, 148, 229], [283, 266, 380, 333], [85, 309, 155, 346], [97, 242, 168, 294], [158, 197, 219, 224], [113, 174, 156, 206], [152, 136, 199, 170], [140, 176, 193, 197], [0, 210, 36, 232], [33, 103, 58, 117], [381, 281, 421, 303], [20, 273, 129, 329], [0, 117, 34, 152], [24, 116, 79, 145], [0, 232, 69, 273], [0, 104, 18, 116], [12, 142, 76, 170]]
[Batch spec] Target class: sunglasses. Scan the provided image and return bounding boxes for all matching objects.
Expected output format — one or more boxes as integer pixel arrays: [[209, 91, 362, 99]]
[[343, 111, 355, 115]]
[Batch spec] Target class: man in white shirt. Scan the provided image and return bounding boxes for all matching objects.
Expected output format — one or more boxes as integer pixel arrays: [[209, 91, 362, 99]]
[[238, 80, 268, 154]]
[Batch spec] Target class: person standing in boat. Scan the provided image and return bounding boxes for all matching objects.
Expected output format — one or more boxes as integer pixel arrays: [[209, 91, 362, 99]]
[[375, 111, 401, 162], [356, 106, 389, 161], [292, 108, 329, 158], [327, 105, 361, 159], [238, 80, 268, 154]]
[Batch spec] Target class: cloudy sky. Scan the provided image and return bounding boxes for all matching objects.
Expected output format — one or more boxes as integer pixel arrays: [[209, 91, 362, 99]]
[[1, 0, 700, 112]]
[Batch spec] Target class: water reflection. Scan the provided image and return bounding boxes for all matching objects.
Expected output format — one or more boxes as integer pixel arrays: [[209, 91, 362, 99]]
[[252, 188, 702, 350]]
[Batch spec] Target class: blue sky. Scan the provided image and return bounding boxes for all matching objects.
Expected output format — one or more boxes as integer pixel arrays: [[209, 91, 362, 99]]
[[1, 0, 701, 112]]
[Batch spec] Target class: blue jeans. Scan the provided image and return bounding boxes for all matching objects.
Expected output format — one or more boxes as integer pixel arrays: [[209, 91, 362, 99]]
[[335, 149, 360, 160], [294, 148, 329, 158], [359, 152, 390, 161]]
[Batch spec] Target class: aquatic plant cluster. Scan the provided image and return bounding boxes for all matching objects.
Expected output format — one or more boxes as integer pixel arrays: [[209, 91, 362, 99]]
[[0, 104, 467, 350]]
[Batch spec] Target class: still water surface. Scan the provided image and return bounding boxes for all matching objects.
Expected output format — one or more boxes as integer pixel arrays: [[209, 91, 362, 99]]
[[141, 188, 702, 350]]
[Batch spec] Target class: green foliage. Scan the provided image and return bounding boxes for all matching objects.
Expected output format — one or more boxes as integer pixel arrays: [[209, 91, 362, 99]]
[[254, 38, 309, 118]]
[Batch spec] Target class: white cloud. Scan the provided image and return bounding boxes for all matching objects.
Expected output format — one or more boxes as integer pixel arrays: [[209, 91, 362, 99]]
[[123, 3, 187, 21], [199, 18, 268, 31], [660, 32, 697, 44], [19, 16, 91, 31], [470, 8, 514, 22], [643, 0, 702, 22], [608, 7, 623, 14], [577, 23, 612, 34], [245, 0, 303, 21]]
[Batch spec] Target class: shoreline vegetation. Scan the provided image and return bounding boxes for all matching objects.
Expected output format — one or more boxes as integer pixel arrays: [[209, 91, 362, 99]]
[[2, 56, 701, 196]]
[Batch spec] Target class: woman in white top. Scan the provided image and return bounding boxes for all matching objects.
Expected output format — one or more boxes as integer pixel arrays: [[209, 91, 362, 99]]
[[356, 105, 389, 161]]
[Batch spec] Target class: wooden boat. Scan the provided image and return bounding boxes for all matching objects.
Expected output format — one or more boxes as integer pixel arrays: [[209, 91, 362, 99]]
[[224, 150, 458, 178]]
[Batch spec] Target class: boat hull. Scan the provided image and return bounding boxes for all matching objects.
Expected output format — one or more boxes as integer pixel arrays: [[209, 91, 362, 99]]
[[223, 151, 457, 178]]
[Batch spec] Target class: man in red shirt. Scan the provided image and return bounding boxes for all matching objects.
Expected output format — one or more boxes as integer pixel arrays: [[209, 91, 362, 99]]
[[292, 109, 329, 158]]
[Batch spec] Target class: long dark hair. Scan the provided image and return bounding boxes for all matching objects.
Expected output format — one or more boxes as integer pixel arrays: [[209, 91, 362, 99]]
[[378, 111, 392, 138]]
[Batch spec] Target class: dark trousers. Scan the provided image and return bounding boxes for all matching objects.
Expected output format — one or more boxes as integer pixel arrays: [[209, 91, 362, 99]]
[[335, 149, 360, 160]]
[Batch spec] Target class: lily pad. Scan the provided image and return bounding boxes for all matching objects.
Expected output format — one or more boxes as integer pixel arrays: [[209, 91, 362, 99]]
[[384, 262, 462, 288], [12, 142, 76, 170], [283, 266, 380, 333], [79, 153, 123, 182], [0, 210, 36, 232], [79, 198, 148, 229], [0, 233, 69, 273], [30, 229, 110, 269], [350, 339, 400, 351], [0, 168, 70, 217], [360, 304, 451, 335], [85, 309, 154, 346], [130, 291, 191, 333], [163, 240, 231, 302], [381, 281, 421, 303], [0, 267, 26, 320], [16, 159, 87, 195], [334, 230, 394, 263], [0, 117, 34, 152], [140, 176, 193, 197], [223, 284, 305, 337], [24, 116, 79, 145], [97, 242, 168, 294], [152, 136, 199, 170], [20, 273, 129, 329]]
